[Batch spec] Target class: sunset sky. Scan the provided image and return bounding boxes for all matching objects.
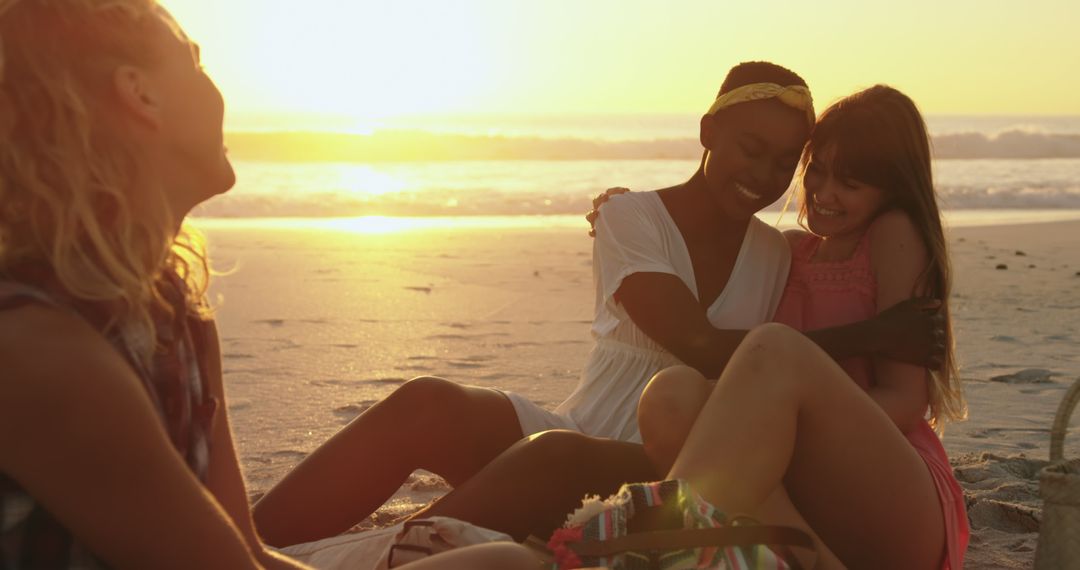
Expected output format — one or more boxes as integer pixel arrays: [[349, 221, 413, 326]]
[[161, 0, 1079, 131]]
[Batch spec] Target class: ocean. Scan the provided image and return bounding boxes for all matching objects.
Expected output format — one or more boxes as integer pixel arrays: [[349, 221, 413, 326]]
[[198, 114, 1080, 225]]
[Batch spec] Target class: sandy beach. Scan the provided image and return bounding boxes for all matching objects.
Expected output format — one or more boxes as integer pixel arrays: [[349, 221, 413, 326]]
[[198, 215, 1080, 569]]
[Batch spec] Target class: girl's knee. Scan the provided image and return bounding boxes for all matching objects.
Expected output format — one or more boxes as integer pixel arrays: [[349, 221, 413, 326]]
[[733, 323, 818, 373], [743, 323, 805, 352]]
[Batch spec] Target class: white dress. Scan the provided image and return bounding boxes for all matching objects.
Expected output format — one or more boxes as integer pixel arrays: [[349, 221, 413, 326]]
[[504, 191, 791, 443]]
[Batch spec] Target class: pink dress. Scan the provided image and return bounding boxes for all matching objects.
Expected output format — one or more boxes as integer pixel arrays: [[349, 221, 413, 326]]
[[772, 233, 969, 570]]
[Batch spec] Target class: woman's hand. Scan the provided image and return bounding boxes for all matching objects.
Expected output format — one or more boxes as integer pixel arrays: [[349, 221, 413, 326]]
[[586, 187, 631, 237], [869, 297, 946, 369]]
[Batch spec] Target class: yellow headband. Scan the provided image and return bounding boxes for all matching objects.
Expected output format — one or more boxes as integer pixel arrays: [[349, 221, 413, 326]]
[[706, 82, 815, 126]]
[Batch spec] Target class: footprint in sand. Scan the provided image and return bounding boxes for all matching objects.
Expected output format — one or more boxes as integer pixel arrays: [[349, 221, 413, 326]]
[[308, 379, 351, 388], [362, 377, 408, 386], [405, 286, 433, 294], [425, 332, 509, 341], [447, 361, 485, 369], [989, 368, 1058, 384], [271, 450, 308, 461], [255, 318, 286, 327], [968, 427, 1051, 440], [496, 341, 540, 348], [333, 400, 378, 422]]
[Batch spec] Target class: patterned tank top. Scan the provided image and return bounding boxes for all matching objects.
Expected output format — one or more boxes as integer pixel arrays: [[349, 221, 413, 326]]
[[0, 269, 216, 569]]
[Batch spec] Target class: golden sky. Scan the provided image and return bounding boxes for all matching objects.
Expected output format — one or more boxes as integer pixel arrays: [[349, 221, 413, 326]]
[[162, 0, 1079, 130]]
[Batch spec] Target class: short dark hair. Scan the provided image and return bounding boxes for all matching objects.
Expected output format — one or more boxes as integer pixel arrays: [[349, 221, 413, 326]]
[[718, 61, 808, 96]]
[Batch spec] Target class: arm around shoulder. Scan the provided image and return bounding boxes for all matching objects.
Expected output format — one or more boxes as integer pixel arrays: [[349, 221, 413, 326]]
[[0, 306, 268, 570]]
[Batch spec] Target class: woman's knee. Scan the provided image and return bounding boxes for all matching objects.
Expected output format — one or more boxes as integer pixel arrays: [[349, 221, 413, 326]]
[[638, 366, 709, 471], [638, 366, 709, 430], [393, 376, 471, 410], [381, 376, 481, 433]]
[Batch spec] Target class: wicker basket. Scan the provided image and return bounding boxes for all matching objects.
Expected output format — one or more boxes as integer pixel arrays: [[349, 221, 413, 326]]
[[1034, 377, 1080, 570]]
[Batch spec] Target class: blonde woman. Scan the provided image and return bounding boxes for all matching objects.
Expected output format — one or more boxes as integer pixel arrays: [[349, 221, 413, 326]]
[[0, 1, 536, 568]]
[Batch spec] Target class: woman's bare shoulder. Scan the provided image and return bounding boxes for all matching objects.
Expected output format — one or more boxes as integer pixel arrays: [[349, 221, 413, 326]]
[[869, 209, 920, 238], [0, 304, 136, 419], [0, 302, 110, 359], [868, 210, 926, 258], [867, 210, 930, 288]]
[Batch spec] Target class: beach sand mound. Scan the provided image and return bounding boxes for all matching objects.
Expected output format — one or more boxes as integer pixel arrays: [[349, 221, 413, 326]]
[[956, 453, 1049, 568]]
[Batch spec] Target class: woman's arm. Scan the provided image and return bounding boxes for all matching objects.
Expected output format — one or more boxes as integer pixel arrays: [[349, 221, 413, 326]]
[[199, 319, 310, 568], [866, 210, 935, 433], [617, 273, 756, 378], [618, 276, 941, 383], [0, 306, 273, 570], [593, 195, 940, 377]]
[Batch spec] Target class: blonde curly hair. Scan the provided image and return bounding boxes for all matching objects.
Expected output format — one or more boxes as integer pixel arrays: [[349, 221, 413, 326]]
[[0, 0, 211, 364]]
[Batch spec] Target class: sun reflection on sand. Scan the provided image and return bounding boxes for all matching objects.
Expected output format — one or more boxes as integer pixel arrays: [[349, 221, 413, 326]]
[[191, 215, 588, 234]]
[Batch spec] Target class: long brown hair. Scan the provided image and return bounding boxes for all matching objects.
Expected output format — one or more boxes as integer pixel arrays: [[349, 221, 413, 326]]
[[798, 85, 966, 430]]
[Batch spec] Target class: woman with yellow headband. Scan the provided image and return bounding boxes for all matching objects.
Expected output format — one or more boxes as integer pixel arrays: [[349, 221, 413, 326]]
[[252, 62, 942, 551]]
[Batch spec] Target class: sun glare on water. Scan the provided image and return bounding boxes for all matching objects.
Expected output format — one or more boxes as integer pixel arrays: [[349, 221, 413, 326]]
[[337, 166, 406, 198]]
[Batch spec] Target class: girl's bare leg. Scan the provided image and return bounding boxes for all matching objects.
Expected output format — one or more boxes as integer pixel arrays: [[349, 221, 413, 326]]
[[254, 377, 523, 547], [670, 324, 945, 569], [640, 366, 843, 568]]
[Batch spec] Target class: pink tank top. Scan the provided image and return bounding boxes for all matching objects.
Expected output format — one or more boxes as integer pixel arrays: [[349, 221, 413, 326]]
[[772, 232, 969, 570]]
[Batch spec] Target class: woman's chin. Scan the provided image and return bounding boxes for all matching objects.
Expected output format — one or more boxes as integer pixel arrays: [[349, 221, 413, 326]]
[[805, 218, 835, 238], [209, 158, 237, 195]]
